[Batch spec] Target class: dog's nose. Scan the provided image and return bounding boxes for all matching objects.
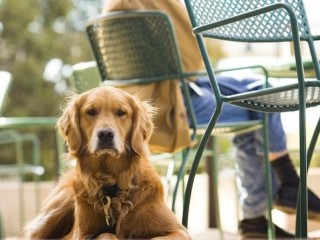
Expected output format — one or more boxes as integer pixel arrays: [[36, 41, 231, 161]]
[[97, 128, 114, 144]]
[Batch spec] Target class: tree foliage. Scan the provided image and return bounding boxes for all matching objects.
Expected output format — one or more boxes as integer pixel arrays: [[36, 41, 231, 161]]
[[0, 0, 101, 179]]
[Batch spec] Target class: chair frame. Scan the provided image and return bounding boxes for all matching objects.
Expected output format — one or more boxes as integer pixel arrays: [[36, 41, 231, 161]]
[[183, 0, 320, 238], [0, 71, 46, 230]]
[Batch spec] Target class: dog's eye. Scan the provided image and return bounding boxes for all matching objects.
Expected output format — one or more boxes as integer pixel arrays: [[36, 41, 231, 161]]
[[86, 108, 97, 117], [116, 110, 126, 117]]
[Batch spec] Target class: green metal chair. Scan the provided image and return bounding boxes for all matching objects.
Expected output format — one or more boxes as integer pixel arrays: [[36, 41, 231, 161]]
[[183, 0, 320, 238], [0, 71, 45, 231], [0, 72, 44, 180], [84, 10, 274, 234]]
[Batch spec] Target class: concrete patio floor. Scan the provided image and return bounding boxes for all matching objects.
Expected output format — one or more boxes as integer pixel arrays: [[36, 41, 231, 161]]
[[1, 169, 320, 239]]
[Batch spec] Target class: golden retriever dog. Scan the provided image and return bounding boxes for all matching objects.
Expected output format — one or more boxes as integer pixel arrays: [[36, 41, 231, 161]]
[[21, 86, 190, 239]]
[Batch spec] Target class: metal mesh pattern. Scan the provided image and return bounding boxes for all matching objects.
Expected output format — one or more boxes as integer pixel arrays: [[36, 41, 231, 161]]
[[231, 83, 320, 112], [87, 12, 180, 80], [188, 0, 310, 41]]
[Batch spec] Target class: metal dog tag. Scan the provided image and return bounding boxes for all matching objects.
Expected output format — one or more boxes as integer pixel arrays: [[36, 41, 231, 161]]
[[101, 196, 112, 226]]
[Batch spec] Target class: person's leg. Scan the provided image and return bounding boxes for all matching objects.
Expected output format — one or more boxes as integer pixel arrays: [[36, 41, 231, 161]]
[[233, 132, 295, 239], [233, 131, 280, 219]]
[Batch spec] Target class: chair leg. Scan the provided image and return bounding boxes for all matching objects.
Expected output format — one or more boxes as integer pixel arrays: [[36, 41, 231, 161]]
[[15, 137, 25, 229], [262, 113, 275, 240], [295, 113, 320, 237], [172, 149, 190, 212], [307, 116, 320, 168], [295, 106, 307, 237], [0, 209, 4, 239], [55, 131, 65, 178], [183, 104, 222, 227], [295, 105, 308, 238], [15, 133, 43, 214], [208, 136, 223, 239], [26, 134, 42, 212], [165, 158, 175, 203]]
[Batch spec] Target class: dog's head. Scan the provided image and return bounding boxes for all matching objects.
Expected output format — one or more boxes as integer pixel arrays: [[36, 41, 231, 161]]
[[57, 86, 155, 158]]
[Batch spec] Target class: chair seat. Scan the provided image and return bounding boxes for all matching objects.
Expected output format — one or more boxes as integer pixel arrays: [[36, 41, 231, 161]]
[[226, 80, 320, 112]]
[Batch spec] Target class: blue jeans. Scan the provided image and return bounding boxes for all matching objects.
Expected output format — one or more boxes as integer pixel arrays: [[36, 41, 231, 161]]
[[190, 76, 287, 218]]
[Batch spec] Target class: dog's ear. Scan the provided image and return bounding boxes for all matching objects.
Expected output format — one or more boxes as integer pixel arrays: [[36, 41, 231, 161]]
[[130, 97, 156, 155], [56, 93, 82, 154]]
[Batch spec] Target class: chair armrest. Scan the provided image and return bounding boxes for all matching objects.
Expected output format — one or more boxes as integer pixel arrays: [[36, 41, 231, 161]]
[[215, 65, 268, 78], [0, 117, 57, 129]]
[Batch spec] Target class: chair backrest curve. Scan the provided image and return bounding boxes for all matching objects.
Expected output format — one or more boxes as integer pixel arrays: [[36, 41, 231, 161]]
[[186, 0, 311, 41], [86, 10, 183, 83]]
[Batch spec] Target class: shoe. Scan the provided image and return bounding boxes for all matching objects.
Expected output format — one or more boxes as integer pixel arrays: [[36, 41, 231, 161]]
[[239, 216, 294, 239], [274, 185, 320, 221]]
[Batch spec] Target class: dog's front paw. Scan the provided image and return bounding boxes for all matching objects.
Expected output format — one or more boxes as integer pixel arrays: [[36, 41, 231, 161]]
[[96, 233, 118, 240]]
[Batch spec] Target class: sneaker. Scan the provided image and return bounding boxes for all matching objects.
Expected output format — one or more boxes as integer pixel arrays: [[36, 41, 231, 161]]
[[239, 216, 294, 239], [274, 185, 320, 221]]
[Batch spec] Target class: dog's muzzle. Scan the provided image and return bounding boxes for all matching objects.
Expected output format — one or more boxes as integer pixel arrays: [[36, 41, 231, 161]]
[[96, 128, 115, 151]]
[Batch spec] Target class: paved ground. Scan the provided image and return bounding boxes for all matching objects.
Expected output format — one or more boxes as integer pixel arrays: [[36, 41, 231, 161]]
[[1, 170, 320, 239]]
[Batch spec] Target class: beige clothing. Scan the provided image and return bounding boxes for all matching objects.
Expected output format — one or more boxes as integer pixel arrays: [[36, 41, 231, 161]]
[[102, 0, 202, 153]]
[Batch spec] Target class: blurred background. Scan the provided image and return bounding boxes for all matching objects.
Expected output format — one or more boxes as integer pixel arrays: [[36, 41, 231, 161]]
[[0, 0, 104, 180]]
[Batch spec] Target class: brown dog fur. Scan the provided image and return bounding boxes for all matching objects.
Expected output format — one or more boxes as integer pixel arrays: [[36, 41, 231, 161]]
[[21, 86, 190, 239]]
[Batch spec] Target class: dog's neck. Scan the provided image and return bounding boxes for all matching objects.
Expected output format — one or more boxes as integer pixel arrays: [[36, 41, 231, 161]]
[[78, 151, 134, 172], [77, 152, 141, 191]]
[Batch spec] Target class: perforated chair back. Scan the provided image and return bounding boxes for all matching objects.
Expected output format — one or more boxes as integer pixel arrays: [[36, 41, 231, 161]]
[[186, 0, 320, 79], [190, 0, 310, 40], [86, 10, 186, 84], [0, 71, 13, 116]]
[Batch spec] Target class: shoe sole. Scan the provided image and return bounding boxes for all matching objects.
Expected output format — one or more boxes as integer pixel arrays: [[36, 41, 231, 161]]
[[274, 204, 320, 221]]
